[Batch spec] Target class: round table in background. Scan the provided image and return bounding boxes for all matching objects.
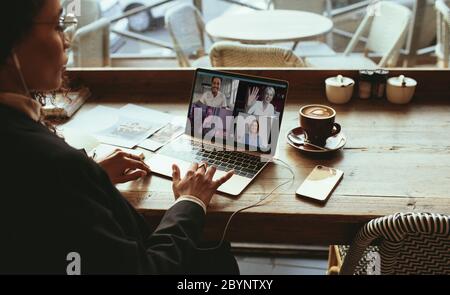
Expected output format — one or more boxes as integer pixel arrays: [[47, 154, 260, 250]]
[[206, 10, 333, 44]]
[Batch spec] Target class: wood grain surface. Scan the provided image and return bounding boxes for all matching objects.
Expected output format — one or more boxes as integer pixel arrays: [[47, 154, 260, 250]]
[[64, 69, 450, 245]]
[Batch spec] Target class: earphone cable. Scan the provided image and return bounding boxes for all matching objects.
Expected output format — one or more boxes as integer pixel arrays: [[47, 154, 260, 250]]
[[196, 158, 295, 251]]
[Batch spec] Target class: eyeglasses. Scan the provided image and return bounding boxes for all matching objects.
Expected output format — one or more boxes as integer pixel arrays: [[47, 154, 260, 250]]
[[35, 13, 78, 43], [60, 13, 78, 42]]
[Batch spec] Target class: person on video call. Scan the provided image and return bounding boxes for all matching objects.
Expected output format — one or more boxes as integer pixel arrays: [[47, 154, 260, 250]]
[[246, 86, 276, 116], [245, 119, 260, 148], [0, 0, 237, 274], [198, 76, 227, 108]]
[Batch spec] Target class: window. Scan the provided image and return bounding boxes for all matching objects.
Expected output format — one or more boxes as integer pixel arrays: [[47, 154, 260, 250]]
[[64, 0, 446, 69]]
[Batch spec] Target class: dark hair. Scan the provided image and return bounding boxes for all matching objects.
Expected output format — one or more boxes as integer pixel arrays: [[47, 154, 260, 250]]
[[0, 1, 68, 133], [0, 1, 45, 65], [250, 119, 259, 133], [211, 76, 222, 83]]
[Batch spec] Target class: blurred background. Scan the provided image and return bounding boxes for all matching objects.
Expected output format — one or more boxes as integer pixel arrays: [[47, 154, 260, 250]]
[[61, 0, 449, 69]]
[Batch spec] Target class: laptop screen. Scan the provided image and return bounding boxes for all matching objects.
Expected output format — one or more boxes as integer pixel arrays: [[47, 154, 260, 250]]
[[186, 69, 288, 155]]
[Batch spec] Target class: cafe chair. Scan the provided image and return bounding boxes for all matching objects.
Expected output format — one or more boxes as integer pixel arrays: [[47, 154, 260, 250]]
[[71, 0, 111, 67], [209, 41, 305, 68], [165, 3, 212, 68], [306, 1, 411, 69], [328, 212, 450, 275], [392, 0, 437, 67], [436, 0, 450, 68], [268, 0, 332, 15], [267, 0, 336, 57]]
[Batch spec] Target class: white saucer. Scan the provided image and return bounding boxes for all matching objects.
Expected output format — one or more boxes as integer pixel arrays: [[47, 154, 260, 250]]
[[286, 127, 346, 153]]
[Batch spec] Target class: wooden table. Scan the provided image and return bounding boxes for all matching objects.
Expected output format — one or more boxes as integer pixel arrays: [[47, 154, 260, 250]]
[[205, 10, 333, 44], [64, 68, 450, 246]]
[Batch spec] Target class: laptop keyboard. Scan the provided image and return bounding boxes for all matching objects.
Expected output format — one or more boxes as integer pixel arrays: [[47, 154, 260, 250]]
[[158, 137, 267, 178]]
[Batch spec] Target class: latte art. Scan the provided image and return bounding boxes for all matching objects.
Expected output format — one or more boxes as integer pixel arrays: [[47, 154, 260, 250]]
[[302, 106, 334, 118]]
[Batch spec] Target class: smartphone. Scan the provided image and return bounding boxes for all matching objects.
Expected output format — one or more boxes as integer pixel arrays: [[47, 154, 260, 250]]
[[296, 165, 344, 203]]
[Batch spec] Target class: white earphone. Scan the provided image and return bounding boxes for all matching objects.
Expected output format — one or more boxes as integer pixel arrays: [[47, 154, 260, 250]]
[[12, 51, 31, 98]]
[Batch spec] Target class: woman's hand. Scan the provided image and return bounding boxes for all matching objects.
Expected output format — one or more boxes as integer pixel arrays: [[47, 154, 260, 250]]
[[247, 87, 260, 107], [97, 150, 151, 184], [172, 163, 234, 208]]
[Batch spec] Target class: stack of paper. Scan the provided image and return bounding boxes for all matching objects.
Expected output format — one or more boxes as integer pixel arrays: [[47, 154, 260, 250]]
[[62, 104, 185, 150]]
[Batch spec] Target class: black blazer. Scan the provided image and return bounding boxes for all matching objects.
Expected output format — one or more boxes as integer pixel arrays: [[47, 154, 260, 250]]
[[0, 105, 205, 274]]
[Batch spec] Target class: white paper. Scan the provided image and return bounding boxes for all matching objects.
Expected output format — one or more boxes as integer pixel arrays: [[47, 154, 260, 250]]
[[62, 105, 165, 149], [139, 122, 185, 151], [94, 115, 163, 148], [62, 105, 119, 134], [120, 104, 173, 124]]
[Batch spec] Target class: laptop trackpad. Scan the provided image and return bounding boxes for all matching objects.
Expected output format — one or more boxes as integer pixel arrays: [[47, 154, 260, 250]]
[[147, 154, 250, 196]]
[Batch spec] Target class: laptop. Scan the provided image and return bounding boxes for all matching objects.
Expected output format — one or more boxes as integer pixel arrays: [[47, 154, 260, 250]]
[[148, 69, 289, 196]]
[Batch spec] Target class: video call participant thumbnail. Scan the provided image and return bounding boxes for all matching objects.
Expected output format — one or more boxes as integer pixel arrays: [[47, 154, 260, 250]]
[[198, 76, 227, 108], [246, 86, 276, 116]]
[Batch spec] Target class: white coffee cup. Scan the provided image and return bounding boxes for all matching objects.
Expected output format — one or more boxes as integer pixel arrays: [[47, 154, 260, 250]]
[[386, 75, 417, 104], [325, 75, 355, 104]]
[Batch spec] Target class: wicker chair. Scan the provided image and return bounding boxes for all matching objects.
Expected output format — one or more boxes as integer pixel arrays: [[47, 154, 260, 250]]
[[306, 1, 411, 69], [436, 0, 450, 68], [328, 212, 450, 275], [267, 0, 335, 57], [209, 41, 305, 68], [165, 3, 212, 67]]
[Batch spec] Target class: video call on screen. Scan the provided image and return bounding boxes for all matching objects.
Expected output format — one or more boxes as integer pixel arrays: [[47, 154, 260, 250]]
[[187, 71, 287, 153]]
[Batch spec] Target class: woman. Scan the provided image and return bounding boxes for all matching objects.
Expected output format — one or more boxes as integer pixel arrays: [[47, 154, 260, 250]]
[[245, 119, 260, 148], [0, 0, 236, 274], [246, 86, 276, 116]]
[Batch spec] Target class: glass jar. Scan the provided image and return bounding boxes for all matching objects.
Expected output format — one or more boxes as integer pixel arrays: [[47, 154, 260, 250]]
[[358, 70, 374, 99], [372, 69, 389, 99]]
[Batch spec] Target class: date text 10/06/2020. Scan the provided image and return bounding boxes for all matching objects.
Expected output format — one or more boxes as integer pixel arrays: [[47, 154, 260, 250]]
[[177, 279, 273, 292]]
